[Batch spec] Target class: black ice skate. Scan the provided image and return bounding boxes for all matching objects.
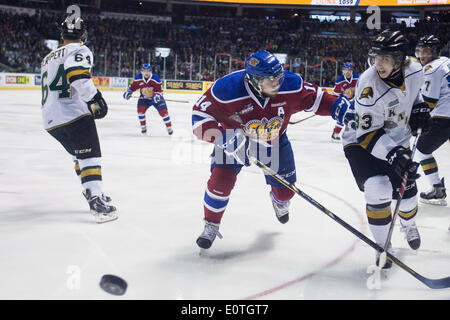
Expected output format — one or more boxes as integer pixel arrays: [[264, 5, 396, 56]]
[[400, 221, 421, 250], [83, 190, 111, 203], [141, 126, 147, 134], [270, 191, 289, 224], [84, 189, 118, 223], [420, 177, 447, 206], [196, 220, 222, 249], [331, 131, 341, 142], [167, 126, 173, 135]]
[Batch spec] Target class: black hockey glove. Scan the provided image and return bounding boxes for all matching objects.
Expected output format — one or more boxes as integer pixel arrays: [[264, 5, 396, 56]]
[[215, 128, 251, 166], [88, 90, 108, 119], [386, 146, 420, 181], [409, 102, 432, 136]]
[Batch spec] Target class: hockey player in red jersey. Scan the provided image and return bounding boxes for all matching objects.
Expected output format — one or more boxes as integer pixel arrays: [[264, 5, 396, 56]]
[[123, 64, 173, 135], [192, 50, 355, 249], [331, 62, 359, 142]]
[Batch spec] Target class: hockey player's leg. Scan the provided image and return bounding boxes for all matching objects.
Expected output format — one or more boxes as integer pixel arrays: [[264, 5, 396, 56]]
[[264, 134, 296, 224], [415, 121, 448, 206], [197, 166, 238, 249], [137, 105, 147, 134], [77, 157, 117, 223], [155, 98, 173, 135], [364, 176, 395, 269], [398, 196, 421, 250], [331, 122, 343, 142], [270, 187, 294, 224]]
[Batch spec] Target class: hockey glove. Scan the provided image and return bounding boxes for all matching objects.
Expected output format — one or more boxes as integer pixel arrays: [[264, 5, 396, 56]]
[[330, 96, 357, 130], [386, 146, 420, 181], [409, 102, 432, 136], [87, 90, 108, 119], [215, 128, 251, 166], [123, 88, 133, 100]]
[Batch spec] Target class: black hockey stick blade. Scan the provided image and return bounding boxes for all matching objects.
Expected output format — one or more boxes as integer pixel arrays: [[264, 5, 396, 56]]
[[251, 156, 450, 289]]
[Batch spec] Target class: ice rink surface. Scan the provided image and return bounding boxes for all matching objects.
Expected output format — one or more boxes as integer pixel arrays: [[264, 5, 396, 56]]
[[0, 89, 449, 300]]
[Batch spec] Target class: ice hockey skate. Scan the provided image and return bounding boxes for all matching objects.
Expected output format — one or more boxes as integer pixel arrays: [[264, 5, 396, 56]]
[[167, 126, 173, 135], [400, 221, 421, 250], [141, 126, 147, 134], [196, 220, 222, 249], [331, 131, 341, 142], [270, 191, 289, 224], [420, 178, 447, 206], [84, 189, 118, 223], [83, 190, 111, 203]]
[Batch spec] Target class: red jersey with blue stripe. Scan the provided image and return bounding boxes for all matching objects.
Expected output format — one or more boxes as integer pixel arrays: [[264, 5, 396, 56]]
[[192, 70, 338, 145], [128, 72, 163, 98], [332, 73, 359, 100]]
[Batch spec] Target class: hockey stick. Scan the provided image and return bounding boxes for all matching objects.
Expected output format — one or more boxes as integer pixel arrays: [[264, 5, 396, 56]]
[[250, 155, 450, 289], [131, 96, 189, 103], [288, 114, 316, 125], [378, 129, 422, 268]]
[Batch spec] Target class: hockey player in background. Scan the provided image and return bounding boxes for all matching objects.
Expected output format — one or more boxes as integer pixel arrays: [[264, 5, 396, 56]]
[[414, 35, 449, 206], [192, 50, 354, 249], [342, 30, 432, 268], [40, 16, 117, 223], [331, 62, 359, 142], [123, 64, 173, 135]]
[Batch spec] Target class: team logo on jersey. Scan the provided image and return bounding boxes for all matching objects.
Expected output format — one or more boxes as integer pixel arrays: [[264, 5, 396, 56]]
[[249, 58, 259, 67], [344, 87, 355, 99], [245, 117, 283, 141], [359, 87, 373, 99], [141, 87, 154, 98], [424, 65, 433, 72]]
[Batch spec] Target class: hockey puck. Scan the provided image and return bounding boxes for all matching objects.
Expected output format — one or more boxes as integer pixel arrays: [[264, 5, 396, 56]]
[[99, 274, 127, 296]]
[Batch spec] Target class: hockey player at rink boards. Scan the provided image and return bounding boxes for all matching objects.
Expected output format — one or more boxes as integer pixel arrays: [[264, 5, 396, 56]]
[[341, 30, 433, 268], [330, 62, 359, 142], [413, 35, 449, 207], [40, 16, 117, 223], [192, 50, 354, 249], [123, 64, 173, 135]]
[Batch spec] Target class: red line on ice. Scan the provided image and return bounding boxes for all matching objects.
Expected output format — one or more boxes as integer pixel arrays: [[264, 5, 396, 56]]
[[242, 183, 365, 300]]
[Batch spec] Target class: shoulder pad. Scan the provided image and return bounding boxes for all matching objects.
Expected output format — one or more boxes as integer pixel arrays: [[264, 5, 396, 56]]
[[134, 73, 143, 80], [151, 73, 162, 83], [335, 75, 345, 83], [279, 70, 302, 92], [355, 67, 378, 106], [211, 70, 247, 102], [404, 57, 423, 78]]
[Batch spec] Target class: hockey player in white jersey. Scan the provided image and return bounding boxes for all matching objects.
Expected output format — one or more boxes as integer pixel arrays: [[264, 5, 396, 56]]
[[343, 30, 432, 268], [40, 16, 117, 223], [414, 35, 449, 206]]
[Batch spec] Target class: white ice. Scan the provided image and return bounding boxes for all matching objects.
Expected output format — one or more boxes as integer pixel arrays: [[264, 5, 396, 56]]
[[0, 89, 449, 300]]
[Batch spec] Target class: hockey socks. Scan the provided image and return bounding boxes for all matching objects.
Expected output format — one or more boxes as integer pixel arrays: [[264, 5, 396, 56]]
[[203, 167, 237, 224]]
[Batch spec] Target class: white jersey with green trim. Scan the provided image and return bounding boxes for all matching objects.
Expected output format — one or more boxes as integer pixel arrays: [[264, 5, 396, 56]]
[[421, 56, 450, 119], [350, 57, 424, 160], [40, 42, 97, 130]]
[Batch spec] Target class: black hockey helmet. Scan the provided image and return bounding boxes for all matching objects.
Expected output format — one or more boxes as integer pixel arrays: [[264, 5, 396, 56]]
[[415, 35, 441, 57], [368, 30, 408, 69], [61, 15, 87, 41]]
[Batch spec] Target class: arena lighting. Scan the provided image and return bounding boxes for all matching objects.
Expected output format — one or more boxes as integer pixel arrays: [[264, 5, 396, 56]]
[[194, 0, 448, 6]]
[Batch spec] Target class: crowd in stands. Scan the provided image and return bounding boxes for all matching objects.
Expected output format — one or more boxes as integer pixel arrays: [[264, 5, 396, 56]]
[[0, 6, 448, 87]]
